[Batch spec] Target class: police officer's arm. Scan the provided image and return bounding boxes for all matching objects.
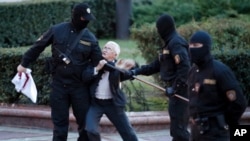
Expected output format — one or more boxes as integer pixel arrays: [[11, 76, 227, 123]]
[[170, 43, 190, 88], [216, 64, 247, 126], [118, 60, 140, 81], [89, 41, 103, 66], [21, 28, 53, 68], [133, 58, 160, 76]]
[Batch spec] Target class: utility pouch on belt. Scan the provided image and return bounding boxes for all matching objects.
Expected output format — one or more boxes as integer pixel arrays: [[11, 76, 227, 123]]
[[195, 117, 210, 134]]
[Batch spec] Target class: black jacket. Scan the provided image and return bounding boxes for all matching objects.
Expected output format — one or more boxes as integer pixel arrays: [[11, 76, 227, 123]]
[[82, 64, 129, 107], [135, 31, 190, 88], [187, 59, 247, 126], [21, 22, 102, 85]]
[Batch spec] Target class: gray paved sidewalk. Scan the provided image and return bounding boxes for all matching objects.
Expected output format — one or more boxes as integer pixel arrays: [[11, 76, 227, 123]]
[[0, 126, 171, 141]]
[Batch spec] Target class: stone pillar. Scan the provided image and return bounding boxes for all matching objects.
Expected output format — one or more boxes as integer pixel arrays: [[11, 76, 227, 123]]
[[116, 0, 132, 39]]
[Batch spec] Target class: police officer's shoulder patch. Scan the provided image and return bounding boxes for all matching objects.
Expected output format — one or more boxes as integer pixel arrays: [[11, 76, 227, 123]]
[[80, 40, 91, 46], [174, 54, 180, 64], [226, 90, 236, 101], [37, 35, 43, 41]]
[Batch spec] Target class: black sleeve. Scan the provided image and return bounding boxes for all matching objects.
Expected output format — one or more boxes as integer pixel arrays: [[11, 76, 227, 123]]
[[170, 42, 190, 86], [90, 41, 102, 66], [21, 28, 53, 67], [216, 62, 247, 126], [86, 30, 103, 66], [81, 63, 98, 83], [135, 58, 160, 76]]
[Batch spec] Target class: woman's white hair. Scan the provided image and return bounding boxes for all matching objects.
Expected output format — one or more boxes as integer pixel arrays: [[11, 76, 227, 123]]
[[105, 41, 120, 58]]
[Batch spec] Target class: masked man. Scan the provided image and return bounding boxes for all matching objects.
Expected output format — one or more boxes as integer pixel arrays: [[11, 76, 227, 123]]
[[128, 14, 191, 141], [188, 30, 247, 141], [17, 2, 102, 141]]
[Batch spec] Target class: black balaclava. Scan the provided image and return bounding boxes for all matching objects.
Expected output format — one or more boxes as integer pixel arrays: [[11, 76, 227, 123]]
[[72, 17, 89, 31], [71, 3, 95, 31], [189, 30, 213, 66], [156, 14, 176, 41]]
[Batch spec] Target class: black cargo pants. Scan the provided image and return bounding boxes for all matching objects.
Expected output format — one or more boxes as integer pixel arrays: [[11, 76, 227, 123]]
[[50, 82, 90, 141], [168, 86, 190, 141]]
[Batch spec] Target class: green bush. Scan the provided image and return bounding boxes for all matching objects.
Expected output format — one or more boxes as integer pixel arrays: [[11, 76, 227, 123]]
[[132, 0, 250, 28], [231, 0, 250, 14], [178, 17, 250, 50], [131, 23, 161, 63], [131, 16, 250, 101], [86, 0, 116, 38], [0, 0, 116, 48], [2, 0, 250, 48], [194, 0, 250, 19], [132, 0, 196, 27], [213, 49, 250, 101], [0, 1, 72, 47], [0, 47, 51, 104]]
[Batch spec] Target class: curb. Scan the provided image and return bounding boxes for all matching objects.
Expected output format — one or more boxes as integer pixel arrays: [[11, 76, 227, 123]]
[[0, 104, 249, 133]]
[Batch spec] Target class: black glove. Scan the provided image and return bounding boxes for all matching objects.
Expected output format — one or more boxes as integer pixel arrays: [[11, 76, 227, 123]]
[[165, 87, 175, 97], [124, 69, 137, 80]]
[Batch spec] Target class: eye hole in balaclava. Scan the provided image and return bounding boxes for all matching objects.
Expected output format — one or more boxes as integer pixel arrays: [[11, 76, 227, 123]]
[[156, 14, 176, 40], [189, 30, 212, 66]]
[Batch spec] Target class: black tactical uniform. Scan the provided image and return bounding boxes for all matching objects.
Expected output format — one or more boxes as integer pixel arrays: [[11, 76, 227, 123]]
[[131, 14, 190, 141], [188, 31, 247, 141], [20, 3, 102, 141]]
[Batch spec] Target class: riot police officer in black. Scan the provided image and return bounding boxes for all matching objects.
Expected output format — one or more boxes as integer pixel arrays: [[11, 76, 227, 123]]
[[188, 30, 247, 141], [129, 14, 190, 141], [17, 2, 102, 141]]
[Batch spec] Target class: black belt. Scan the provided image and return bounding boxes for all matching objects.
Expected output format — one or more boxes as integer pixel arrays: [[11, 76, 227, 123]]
[[191, 114, 229, 130], [94, 97, 113, 105]]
